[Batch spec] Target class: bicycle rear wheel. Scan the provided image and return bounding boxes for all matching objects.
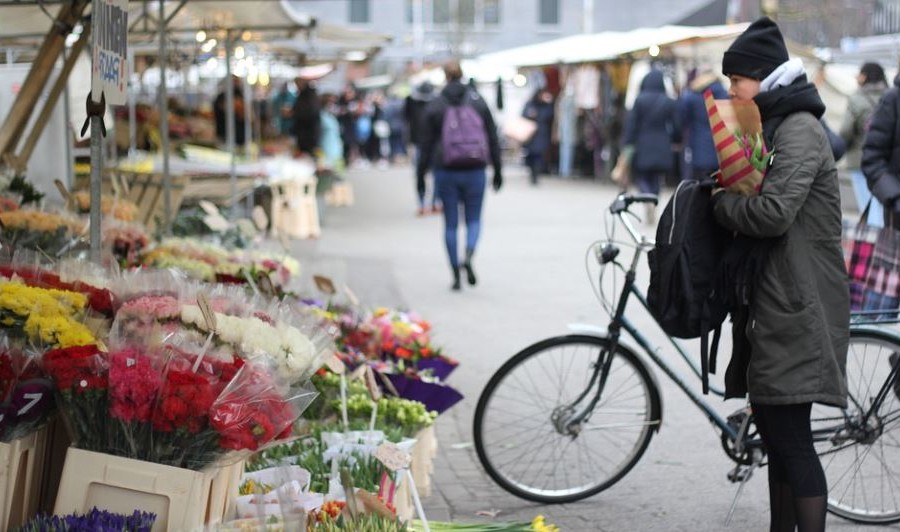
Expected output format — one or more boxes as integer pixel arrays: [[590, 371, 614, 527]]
[[473, 334, 660, 504], [811, 328, 900, 524]]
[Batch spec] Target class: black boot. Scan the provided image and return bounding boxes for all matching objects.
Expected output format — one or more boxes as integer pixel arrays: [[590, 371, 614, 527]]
[[451, 267, 461, 291], [463, 249, 477, 286]]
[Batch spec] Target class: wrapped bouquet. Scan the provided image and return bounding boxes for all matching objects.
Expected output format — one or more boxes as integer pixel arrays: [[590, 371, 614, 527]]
[[704, 89, 772, 195]]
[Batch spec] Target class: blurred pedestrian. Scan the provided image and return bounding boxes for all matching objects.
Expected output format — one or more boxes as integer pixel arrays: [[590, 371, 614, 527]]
[[292, 78, 320, 157], [318, 93, 344, 174], [842, 62, 888, 226], [214, 75, 246, 146], [406, 81, 439, 214], [417, 60, 503, 291], [384, 92, 408, 164], [270, 81, 296, 137], [338, 86, 360, 167], [715, 17, 848, 532], [521, 88, 555, 185], [679, 68, 727, 179], [622, 68, 680, 221]]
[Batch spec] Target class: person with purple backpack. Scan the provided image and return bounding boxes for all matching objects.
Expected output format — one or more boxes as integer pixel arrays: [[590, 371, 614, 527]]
[[417, 60, 503, 291]]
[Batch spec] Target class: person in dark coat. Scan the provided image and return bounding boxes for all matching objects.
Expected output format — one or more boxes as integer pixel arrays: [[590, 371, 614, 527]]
[[623, 69, 680, 222], [678, 69, 727, 179], [405, 81, 439, 214], [521, 88, 555, 185], [861, 64, 900, 234], [844, 62, 888, 227], [416, 60, 503, 291], [214, 76, 246, 146], [713, 17, 849, 531], [292, 78, 321, 157]]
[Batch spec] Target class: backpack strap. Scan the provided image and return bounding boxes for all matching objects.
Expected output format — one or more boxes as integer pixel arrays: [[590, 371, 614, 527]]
[[699, 318, 722, 395]]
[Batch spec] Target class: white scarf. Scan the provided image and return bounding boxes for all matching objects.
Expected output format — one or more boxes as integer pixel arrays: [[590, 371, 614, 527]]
[[759, 58, 806, 93]]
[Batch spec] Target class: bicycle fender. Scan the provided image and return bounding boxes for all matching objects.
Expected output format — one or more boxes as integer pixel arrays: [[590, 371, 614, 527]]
[[565, 324, 664, 432]]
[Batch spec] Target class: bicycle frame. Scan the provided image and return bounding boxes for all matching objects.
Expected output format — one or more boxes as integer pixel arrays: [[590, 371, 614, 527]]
[[563, 204, 744, 443], [570, 199, 900, 451]]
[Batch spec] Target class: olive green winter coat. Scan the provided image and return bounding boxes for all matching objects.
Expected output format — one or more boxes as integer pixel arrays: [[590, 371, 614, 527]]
[[713, 111, 849, 408]]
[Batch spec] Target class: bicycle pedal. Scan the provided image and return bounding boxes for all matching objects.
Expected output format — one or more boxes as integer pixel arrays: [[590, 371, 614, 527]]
[[727, 465, 754, 483]]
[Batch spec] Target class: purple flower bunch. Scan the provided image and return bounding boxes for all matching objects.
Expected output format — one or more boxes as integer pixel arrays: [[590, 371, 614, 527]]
[[14, 507, 156, 532]]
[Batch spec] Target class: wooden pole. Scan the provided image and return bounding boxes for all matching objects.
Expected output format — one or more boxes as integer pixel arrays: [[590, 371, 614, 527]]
[[0, 0, 89, 157], [16, 23, 91, 167]]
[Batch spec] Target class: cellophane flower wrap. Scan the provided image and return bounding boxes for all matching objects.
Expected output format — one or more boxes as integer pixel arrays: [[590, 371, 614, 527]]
[[106, 336, 166, 461], [0, 336, 54, 442], [0, 209, 86, 258], [704, 89, 772, 196], [102, 221, 149, 269], [149, 336, 244, 470], [41, 343, 108, 452]]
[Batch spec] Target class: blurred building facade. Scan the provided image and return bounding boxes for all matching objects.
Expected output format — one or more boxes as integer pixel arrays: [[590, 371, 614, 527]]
[[289, 0, 716, 71]]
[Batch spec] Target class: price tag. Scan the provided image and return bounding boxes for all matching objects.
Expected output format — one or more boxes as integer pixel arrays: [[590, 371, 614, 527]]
[[197, 293, 217, 332], [324, 353, 346, 375], [54, 179, 74, 209], [251, 205, 269, 231], [344, 284, 360, 307], [350, 363, 367, 381], [364, 366, 383, 402], [203, 214, 230, 232], [356, 489, 395, 519], [199, 200, 220, 216], [374, 442, 411, 471], [313, 275, 337, 295], [256, 271, 277, 298]]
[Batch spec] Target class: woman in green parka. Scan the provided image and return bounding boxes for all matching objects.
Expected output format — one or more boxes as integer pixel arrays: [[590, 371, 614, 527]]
[[711, 17, 849, 532]]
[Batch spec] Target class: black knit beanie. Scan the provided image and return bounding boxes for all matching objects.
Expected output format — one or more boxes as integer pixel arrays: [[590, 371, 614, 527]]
[[722, 17, 789, 80]]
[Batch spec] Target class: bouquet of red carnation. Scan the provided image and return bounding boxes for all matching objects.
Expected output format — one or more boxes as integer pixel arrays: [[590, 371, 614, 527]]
[[150, 342, 244, 470], [209, 359, 316, 454], [107, 344, 165, 461], [0, 339, 54, 442], [41, 344, 108, 452]]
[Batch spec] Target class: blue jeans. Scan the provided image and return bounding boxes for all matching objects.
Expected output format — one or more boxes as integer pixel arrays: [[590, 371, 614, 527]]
[[435, 168, 486, 270], [851, 170, 884, 228], [633, 171, 663, 195]]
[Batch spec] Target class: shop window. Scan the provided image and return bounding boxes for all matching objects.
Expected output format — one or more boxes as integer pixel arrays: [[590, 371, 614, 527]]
[[539, 0, 559, 25], [484, 0, 501, 24], [349, 0, 370, 24], [433, 0, 451, 24], [459, 0, 476, 25]]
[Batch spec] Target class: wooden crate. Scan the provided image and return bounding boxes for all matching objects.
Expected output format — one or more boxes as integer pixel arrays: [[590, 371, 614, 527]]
[[271, 178, 320, 239], [0, 426, 47, 529], [53, 448, 226, 532]]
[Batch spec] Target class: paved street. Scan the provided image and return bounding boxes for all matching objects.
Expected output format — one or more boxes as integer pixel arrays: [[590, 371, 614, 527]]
[[291, 161, 893, 532]]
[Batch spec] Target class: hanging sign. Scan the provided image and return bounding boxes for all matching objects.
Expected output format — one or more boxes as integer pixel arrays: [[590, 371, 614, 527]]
[[91, 0, 128, 105]]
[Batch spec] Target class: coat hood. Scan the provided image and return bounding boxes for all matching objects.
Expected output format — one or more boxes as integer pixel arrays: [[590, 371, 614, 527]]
[[441, 80, 470, 105], [640, 70, 666, 93], [753, 75, 825, 144]]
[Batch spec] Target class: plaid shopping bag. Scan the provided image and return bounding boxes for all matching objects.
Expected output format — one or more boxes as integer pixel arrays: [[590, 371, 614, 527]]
[[843, 202, 879, 310], [863, 219, 900, 317]]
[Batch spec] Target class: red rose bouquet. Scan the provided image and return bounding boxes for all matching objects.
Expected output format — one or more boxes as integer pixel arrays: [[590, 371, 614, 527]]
[[41, 344, 108, 451]]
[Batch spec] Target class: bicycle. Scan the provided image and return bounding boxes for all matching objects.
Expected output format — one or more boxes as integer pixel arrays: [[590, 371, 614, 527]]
[[472, 192, 900, 524]]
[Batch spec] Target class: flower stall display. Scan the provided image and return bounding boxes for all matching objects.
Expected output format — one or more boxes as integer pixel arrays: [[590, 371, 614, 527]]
[[14, 508, 157, 532], [0, 210, 85, 256], [0, 339, 54, 443], [103, 223, 149, 269], [72, 191, 139, 222], [704, 89, 771, 195]]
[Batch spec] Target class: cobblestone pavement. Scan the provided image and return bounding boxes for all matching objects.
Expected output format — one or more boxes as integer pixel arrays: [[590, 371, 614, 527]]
[[291, 162, 893, 532]]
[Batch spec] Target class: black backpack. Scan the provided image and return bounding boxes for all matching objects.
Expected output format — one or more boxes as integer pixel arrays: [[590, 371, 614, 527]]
[[647, 178, 731, 394]]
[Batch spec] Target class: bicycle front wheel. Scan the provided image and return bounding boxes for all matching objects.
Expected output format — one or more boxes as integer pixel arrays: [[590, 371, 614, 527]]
[[473, 334, 660, 504], [811, 328, 900, 524]]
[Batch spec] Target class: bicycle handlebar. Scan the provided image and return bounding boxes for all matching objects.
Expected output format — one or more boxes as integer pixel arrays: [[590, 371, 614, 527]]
[[609, 192, 657, 249]]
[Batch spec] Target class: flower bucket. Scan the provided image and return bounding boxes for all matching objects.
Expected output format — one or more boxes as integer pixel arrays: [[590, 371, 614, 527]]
[[53, 447, 224, 532], [414, 357, 458, 380], [0, 425, 47, 529], [384, 374, 463, 415]]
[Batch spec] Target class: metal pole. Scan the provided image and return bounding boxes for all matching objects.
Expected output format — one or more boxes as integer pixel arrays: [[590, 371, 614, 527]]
[[128, 47, 136, 155], [225, 34, 237, 219], [159, 0, 171, 232], [243, 73, 253, 213], [89, 0, 102, 263], [63, 51, 74, 191]]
